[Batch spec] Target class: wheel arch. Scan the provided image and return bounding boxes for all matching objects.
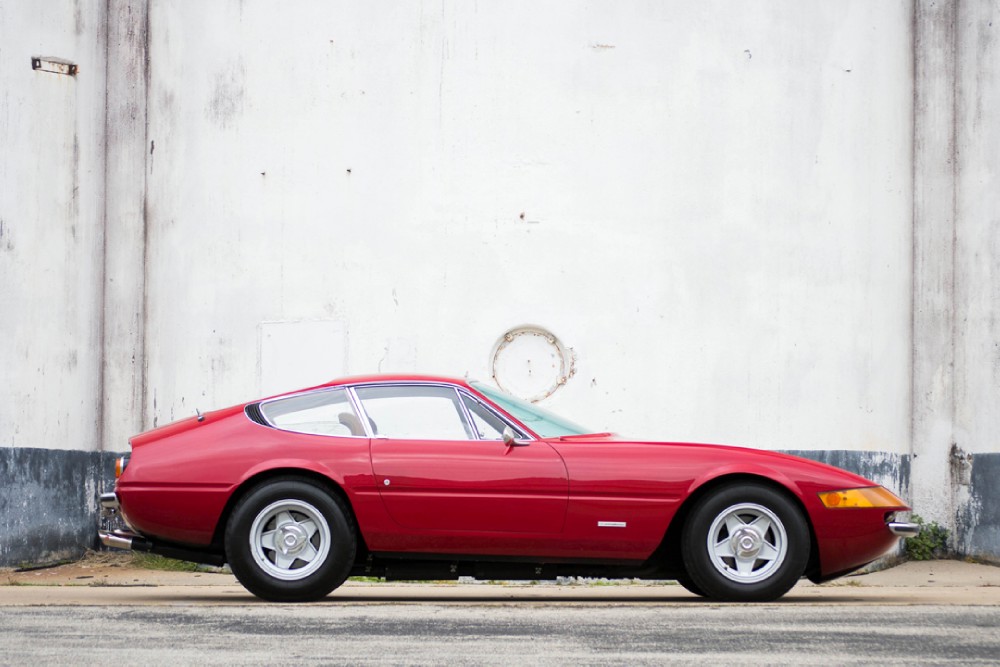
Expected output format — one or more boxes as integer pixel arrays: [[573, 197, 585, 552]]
[[210, 467, 370, 562], [655, 472, 821, 580]]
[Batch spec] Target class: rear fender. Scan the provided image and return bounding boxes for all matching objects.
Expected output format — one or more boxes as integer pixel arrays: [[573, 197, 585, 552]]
[[209, 463, 369, 560]]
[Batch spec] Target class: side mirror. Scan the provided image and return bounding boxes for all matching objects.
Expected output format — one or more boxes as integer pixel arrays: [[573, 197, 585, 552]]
[[502, 426, 529, 447]]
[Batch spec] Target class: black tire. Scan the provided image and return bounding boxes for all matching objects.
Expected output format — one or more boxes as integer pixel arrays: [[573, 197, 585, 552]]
[[674, 574, 708, 597], [681, 482, 809, 602], [225, 477, 356, 602]]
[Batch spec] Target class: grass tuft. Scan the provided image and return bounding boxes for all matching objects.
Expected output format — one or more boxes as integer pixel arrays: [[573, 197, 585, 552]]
[[129, 552, 201, 572]]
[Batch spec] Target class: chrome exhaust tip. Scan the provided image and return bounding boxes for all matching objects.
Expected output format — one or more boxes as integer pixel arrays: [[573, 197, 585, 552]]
[[99, 529, 151, 552], [99, 531, 133, 550]]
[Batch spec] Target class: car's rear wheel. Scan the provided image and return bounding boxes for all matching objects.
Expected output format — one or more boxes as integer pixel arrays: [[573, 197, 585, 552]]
[[225, 478, 355, 602], [681, 482, 809, 602]]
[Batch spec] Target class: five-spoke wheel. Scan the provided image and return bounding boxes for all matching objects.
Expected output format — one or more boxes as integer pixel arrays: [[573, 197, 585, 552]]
[[248, 498, 332, 581], [706, 502, 787, 584], [681, 483, 809, 601], [226, 478, 355, 602]]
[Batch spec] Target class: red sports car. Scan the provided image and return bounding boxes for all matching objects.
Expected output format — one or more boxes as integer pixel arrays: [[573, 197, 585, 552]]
[[99, 374, 918, 602]]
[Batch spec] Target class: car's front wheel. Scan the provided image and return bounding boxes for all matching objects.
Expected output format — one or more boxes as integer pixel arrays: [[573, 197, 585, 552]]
[[674, 574, 707, 597], [681, 482, 809, 602], [225, 477, 356, 602]]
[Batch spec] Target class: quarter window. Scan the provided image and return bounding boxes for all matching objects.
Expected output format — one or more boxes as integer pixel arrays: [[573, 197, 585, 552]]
[[260, 388, 365, 437]]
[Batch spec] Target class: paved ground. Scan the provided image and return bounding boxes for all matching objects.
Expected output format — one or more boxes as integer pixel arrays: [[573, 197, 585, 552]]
[[4, 555, 1000, 606], [2, 557, 999, 664]]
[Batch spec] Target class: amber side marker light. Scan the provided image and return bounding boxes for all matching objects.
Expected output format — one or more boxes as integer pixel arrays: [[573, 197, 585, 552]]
[[818, 486, 905, 509], [115, 456, 130, 479]]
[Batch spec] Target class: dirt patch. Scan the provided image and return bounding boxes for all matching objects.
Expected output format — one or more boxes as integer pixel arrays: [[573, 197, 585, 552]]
[[2, 551, 237, 587]]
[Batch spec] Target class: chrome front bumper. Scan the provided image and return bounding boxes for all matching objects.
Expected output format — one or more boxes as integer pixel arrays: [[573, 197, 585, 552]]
[[888, 521, 921, 538]]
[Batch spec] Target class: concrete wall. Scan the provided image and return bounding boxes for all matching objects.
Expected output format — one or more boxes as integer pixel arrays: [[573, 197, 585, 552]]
[[951, 0, 1000, 562], [2, 0, 999, 565], [912, 0, 1000, 558], [142, 1, 913, 457], [0, 0, 107, 454], [0, 1, 116, 564]]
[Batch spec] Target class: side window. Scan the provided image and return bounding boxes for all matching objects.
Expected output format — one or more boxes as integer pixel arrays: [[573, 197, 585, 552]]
[[260, 388, 365, 437], [461, 394, 511, 440], [354, 385, 474, 440]]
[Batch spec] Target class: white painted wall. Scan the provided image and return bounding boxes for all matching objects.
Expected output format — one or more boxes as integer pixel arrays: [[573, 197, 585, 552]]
[[910, 0, 1000, 548], [141, 1, 913, 456], [953, 0, 1000, 459], [7, 0, 1000, 557], [0, 0, 107, 452]]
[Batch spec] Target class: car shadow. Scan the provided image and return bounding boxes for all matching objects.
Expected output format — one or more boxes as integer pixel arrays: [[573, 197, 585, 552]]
[[132, 590, 896, 605]]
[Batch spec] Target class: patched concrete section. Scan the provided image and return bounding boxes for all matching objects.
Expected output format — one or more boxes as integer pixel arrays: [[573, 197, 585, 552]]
[[962, 453, 1000, 563], [782, 450, 911, 499], [0, 448, 121, 567]]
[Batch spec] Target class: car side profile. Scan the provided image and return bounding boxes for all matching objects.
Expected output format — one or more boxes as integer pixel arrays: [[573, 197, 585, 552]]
[[99, 374, 918, 602]]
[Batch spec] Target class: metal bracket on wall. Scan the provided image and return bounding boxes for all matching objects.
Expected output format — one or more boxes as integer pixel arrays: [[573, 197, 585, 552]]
[[31, 56, 78, 76]]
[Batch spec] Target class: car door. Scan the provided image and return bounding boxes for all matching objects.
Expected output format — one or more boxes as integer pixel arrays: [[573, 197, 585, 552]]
[[358, 384, 569, 535]]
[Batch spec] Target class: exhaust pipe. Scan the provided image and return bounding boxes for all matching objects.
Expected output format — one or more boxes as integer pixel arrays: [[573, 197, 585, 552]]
[[98, 529, 225, 567], [99, 530, 152, 552], [98, 492, 225, 566], [99, 531, 132, 550]]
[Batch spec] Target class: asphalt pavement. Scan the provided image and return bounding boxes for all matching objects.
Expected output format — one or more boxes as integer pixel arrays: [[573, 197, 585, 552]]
[[2, 558, 999, 664]]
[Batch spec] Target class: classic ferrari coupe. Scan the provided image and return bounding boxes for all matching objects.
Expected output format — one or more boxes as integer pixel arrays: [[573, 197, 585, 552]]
[[99, 374, 918, 602]]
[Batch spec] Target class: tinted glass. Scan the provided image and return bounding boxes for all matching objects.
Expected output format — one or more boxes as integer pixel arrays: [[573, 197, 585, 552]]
[[470, 381, 591, 437]]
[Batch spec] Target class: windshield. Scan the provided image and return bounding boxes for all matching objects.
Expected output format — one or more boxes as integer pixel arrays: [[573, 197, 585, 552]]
[[470, 381, 592, 438]]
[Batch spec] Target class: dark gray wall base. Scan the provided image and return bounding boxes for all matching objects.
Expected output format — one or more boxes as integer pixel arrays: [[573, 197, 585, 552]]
[[964, 452, 1000, 563], [0, 447, 121, 567], [780, 450, 911, 499], [780, 449, 914, 566], [782, 450, 999, 561], [3, 447, 998, 566]]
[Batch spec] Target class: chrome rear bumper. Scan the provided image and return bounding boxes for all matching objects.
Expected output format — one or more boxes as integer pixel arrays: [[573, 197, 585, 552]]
[[96, 491, 226, 566], [99, 492, 150, 551], [888, 521, 921, 538], [100, 492, 120, 514]]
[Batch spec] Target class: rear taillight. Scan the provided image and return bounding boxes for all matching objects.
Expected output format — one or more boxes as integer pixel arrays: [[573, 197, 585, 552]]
[[115, 455, 130, 478]]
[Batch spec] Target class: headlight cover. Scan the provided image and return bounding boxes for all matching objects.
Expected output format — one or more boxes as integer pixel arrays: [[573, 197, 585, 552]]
[[818, 486, 905, 509]]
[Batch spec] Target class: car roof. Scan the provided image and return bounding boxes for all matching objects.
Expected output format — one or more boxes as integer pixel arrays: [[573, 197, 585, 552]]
[[319, 374, 475, 390]]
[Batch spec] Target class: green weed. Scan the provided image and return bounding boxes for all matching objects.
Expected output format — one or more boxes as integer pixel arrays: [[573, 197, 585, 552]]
[[904, 514, 949, 560]]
